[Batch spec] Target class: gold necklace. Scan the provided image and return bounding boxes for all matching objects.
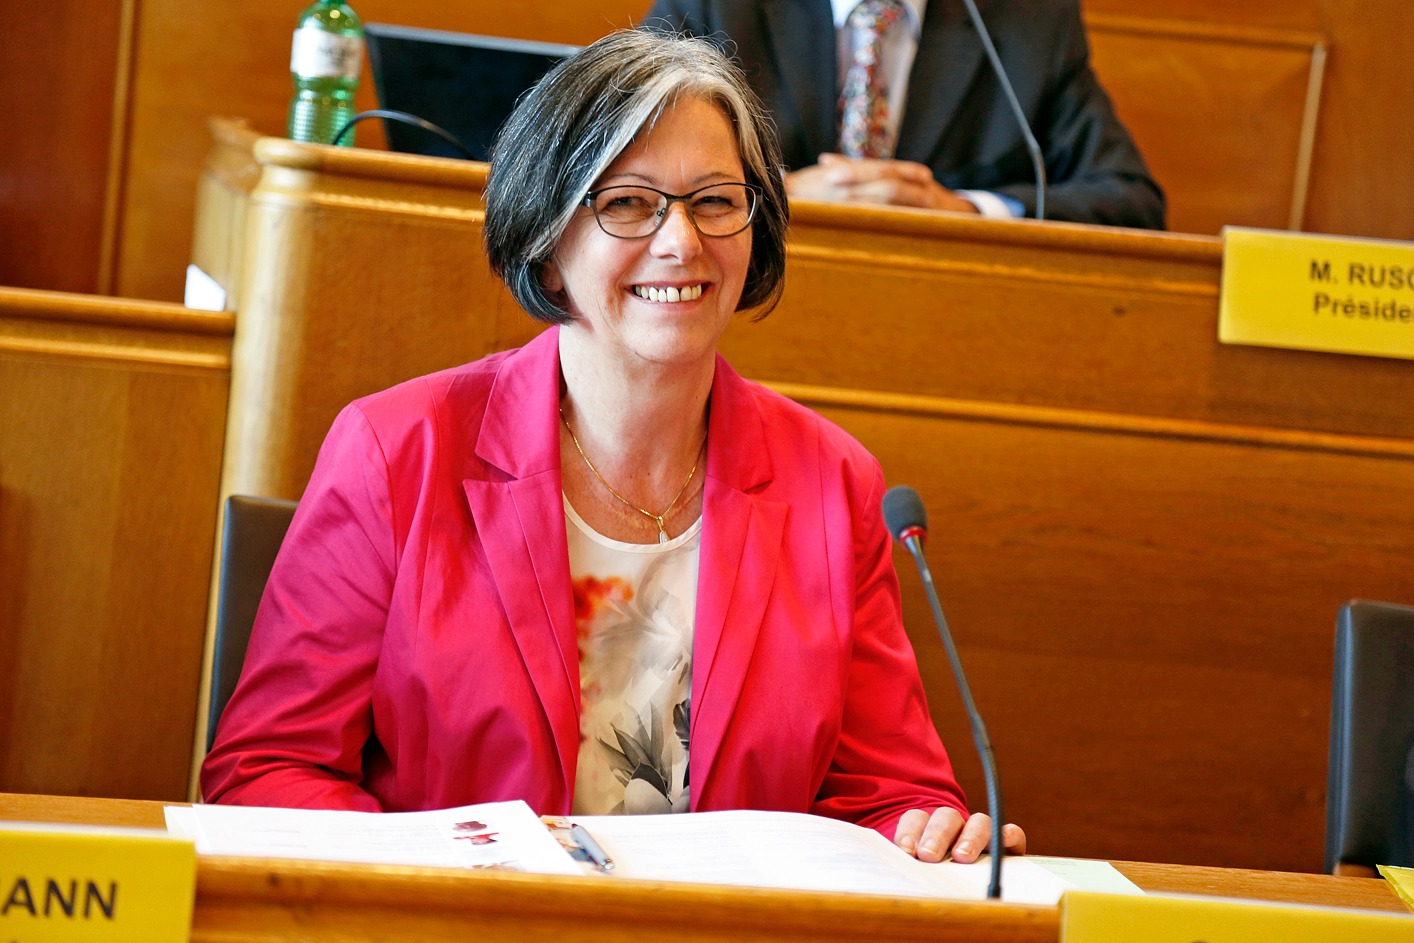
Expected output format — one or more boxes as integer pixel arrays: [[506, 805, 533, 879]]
[[560, 406, 706, 544]]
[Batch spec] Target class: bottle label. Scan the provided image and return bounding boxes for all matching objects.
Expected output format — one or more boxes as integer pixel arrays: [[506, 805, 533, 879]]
[[290, 27, 362, 80]]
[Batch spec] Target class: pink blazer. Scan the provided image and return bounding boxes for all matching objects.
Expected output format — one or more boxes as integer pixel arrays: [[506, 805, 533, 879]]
[[202, 328, 966, 837]]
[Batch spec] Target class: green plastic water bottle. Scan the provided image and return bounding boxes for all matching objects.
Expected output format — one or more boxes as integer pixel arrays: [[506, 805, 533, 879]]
[[287, 0, 364, 146]]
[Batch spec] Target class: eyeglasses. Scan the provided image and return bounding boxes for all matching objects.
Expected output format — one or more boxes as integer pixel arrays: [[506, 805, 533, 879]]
[[582, 183, 760, 239]]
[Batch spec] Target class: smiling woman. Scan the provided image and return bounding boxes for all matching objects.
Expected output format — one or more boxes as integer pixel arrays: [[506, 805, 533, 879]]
[[200, 28, 1022, 865], [483, 29, 787, 325], [545, 97, 755, 398]]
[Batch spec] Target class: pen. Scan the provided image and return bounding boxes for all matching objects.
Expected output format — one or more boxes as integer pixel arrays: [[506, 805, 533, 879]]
[[570, 823, 615, 873]]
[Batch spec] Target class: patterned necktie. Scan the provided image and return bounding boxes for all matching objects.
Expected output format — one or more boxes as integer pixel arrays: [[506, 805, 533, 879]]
[[837, 0, 907, 159]]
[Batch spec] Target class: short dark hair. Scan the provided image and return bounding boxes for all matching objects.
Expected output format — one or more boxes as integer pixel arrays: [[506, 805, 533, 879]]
[[484, 29, 789, 324]]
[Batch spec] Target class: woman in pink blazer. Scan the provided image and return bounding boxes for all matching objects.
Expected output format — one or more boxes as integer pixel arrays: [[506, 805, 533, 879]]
[[202, 28, 1023, 864]]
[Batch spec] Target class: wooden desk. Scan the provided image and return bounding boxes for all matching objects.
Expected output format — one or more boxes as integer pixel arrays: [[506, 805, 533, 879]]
[[186, 124, 1414, 875], [0, 793, 1404, 943]]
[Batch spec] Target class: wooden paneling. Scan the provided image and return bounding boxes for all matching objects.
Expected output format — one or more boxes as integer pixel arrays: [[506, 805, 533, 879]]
[[1086, 0, 1414, 240], [0, 288, 233, 800], [217, 135, 516, 501], [1300, 0, 1414, 239], [1086, 16, 1325, 235], [6, 1, 1411, 300], [0, 1, 126, 293], [809, 396, 1413, 869], [190, 119, 264, 312], [727, 207, 1414, 440]]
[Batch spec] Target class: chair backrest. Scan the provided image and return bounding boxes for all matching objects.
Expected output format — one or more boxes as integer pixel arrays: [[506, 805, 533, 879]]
[[207, 494, 298, 752], [1325, 599, 1414, 873]]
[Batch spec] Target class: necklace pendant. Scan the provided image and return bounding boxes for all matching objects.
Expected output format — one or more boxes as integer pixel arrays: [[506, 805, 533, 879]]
[[560, 406, 705, 548]]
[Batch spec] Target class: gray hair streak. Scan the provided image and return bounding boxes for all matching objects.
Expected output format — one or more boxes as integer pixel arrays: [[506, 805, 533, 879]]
[[484, 29, 789, 323]]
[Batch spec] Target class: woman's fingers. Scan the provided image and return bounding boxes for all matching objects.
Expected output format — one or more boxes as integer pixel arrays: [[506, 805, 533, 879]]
[[896, 809, 1028, 863]]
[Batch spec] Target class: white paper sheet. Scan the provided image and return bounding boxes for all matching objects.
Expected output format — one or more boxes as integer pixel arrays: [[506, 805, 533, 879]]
[[164, 800, 581, 875], [165, 802, 1142, 904], [573, 809, 1074, 904], [183, 263, 227, 311]]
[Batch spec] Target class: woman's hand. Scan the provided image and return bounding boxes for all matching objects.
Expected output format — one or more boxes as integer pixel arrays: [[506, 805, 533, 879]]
[[894, 808, 1027, 863]]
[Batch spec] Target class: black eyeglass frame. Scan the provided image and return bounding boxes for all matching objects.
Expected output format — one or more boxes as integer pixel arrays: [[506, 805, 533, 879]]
[[581, 183, 762, 239]]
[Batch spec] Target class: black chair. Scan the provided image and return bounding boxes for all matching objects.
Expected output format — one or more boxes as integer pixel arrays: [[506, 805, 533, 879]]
[[206, 494, 298, 752], [1325, 599, 1414, 874]]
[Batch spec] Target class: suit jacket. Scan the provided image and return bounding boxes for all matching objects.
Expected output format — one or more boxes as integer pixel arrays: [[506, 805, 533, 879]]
[[645, 0, 1166, 228], [202, 328, 966, 837]]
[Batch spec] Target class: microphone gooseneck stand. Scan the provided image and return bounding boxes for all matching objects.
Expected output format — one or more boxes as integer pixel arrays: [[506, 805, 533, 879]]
[[883, 485, 1005, 899]]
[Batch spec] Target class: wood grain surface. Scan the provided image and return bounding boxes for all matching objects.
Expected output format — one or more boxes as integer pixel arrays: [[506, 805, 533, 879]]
[[0, 288, 232, 800]]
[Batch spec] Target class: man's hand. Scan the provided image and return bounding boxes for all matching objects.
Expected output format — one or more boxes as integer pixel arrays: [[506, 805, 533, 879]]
[[784, 153, 979, 213]]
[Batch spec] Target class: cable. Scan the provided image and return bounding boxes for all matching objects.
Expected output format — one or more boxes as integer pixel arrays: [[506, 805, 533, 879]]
[[959, 0, 1048, 221], [331, 109, 478, 160]]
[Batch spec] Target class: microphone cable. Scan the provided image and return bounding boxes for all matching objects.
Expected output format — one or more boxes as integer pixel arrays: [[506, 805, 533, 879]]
[[959, 0, 1048, 221], [331, 109, 478, 160]]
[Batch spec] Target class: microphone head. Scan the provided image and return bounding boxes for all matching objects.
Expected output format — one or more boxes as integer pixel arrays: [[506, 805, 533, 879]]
[[882, 485, 928, 543]]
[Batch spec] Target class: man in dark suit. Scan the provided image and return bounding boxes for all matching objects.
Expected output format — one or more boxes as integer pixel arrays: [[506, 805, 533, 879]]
[[644, 0, 1165, 229]]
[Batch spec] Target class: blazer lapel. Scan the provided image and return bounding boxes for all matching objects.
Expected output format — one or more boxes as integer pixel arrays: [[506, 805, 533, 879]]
[[691, 359, 788, 808], [762, 0, 839, 163], [894, 0, 988, 165], [462, 328, 581, 796]]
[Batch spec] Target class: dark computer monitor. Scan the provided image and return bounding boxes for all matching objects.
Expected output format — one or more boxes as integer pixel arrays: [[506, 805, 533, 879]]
[[365, 23, 581, 161]]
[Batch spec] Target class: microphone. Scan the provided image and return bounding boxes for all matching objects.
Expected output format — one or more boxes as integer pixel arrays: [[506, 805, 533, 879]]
[[882, 484, 1005, 899], [958, 0, 1048, 221]]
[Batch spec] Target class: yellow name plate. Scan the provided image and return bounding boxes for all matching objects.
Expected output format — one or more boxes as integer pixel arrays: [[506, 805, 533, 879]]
[[1219, 226, 1414, 360], [0, 823, 196, 943], [1062, 890, 1414, 942]]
